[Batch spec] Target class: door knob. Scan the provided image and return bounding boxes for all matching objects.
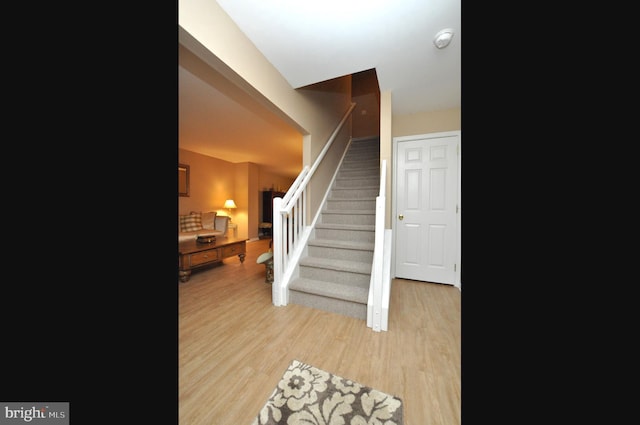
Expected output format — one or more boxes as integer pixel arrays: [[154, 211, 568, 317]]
[[398, 214, 404, 220]]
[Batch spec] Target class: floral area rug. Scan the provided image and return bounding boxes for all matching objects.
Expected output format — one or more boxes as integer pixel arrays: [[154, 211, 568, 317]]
[[251, 359, 403, 425]]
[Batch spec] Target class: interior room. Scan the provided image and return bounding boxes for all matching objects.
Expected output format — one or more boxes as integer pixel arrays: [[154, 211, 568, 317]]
[[178, 2, 461, 424]]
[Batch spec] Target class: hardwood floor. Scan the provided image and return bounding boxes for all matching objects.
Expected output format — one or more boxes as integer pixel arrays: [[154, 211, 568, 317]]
[[179, 238, 461, 425]]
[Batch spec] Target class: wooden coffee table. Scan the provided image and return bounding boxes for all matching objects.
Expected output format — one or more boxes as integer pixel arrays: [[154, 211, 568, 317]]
[[178, 237, 247, 282]]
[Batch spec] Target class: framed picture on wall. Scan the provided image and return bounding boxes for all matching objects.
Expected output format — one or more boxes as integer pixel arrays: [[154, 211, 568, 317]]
[[179, 163, 190, 197]]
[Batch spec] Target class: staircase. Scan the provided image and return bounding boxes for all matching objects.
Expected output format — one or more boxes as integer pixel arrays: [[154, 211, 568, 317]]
[[288, 137, 380, 320]]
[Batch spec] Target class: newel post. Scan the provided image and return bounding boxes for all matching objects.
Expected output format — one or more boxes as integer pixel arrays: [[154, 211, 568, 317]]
[[272, 197, 284, 306]]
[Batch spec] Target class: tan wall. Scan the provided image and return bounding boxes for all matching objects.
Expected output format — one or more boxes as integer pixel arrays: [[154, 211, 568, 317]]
[[179, 2, 353, 225], [179, 148, 295, 240], [233, 162, 251, 240], [179, 2, 459, 234], [352, 93, 379, 138], [247, 163, 260, 240], [380, 91, 393, 228], [297, 76, 353, 218], [376, 106, 461, 228], [178, 149, 236, 216], [392, 107, 461, 137], [352, 70, 380, 139]]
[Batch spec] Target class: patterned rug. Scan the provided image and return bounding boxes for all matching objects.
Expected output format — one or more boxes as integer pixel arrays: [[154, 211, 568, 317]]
[[251, 359, 403, 425]]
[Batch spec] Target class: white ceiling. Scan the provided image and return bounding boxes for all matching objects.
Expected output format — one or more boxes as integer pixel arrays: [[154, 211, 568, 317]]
[[179, 0, 460, 179]]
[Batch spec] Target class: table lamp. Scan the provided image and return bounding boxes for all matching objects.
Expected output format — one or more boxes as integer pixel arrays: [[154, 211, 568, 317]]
[[223, 199, 237, 221]]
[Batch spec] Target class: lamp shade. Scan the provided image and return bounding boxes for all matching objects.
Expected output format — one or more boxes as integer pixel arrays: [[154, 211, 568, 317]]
[[223, 199, 237, 209]]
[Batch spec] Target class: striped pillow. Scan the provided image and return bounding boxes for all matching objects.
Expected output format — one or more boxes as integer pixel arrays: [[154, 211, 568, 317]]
[[191, 211, 217, 230], [180, 213, 202, 232]]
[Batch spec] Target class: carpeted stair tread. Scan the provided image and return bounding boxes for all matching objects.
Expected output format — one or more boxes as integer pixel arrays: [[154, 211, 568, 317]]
[[334, 183, 379, 189], [314, 223, 375, 231], [341, 167, 378, 171], [336, 174, 380, 180], [287, 135, 381, 319], [330, 188, 380, 198], [327, 195, 377, 201], [307, 238, 374, 251], [322, 209, 375, 215], [343, 161, 379, 165], [289, 277, 369, 304], [335, 172, 378, 177], [299, 256, 372, 274], [342, 157, 378, 160], [331, 185, 380, 191], [343, 159, 379, 164]]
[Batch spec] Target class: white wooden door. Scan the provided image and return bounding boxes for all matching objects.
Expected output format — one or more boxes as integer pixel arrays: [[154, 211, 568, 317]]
[[393, 132, 460, 285]]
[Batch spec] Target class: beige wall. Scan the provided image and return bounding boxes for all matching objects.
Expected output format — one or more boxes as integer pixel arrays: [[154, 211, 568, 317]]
[[352, 70, 380, 139], [352, 92, 379, 139], [297, 76, 353, 218], [233, 162, 251, 240], [178, 149, 236, 216], [392, 107, 461, 137], [375, 106, 461, 228], [178, 1, 352, 157], [179, 2, 460, 234], [380, 91, 393, 228], [179, 148, 296, 240], [179, 1, 353, 225]]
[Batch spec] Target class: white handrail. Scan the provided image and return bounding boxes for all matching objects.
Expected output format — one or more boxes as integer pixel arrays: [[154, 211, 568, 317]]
[[281, 102, 356, 210], [272, 103, 356, 306]]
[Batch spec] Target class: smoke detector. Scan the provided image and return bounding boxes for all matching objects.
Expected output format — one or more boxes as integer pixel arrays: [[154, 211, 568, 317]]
[[433, 28, 455, 49]]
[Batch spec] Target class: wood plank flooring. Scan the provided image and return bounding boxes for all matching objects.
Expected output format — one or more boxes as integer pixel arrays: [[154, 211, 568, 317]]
[[179, 238, 461, 425]]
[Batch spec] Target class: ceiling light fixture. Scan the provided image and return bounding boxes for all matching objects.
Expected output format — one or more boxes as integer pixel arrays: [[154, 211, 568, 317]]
[[433, 28, 454, 49]]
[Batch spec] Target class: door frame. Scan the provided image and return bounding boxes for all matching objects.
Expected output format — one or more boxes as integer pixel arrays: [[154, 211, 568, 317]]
[[392, 130, 461, 290]]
